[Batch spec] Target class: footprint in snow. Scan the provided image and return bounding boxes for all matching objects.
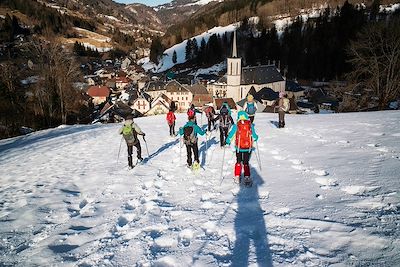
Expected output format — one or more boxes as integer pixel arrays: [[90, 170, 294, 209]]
[[315, 177, 338, 187], [312, 169, 329, 176], [153, 235, 178, 250], [273, 155, 287, 161], [272, 207, 291, 216], [291, 165, 308, 171], [270, 150, 279, 155], [178, 229, 194, 246], [289, 159, 303, 165], [341, 185, 381, 196], [142, 181, 154, 190], [376, 147, 389, 153]]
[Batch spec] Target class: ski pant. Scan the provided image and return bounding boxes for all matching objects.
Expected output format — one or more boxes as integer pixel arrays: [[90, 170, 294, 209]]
[[278, 110, 285, 128], [235, 151, 251, 177], [207, 117, 215, 131], [219, 126, 229, 147], [127, 142, 142, 167], [249, 115, 255, 123], [186, 142, 199, 166], [169, 122, 175, 136]]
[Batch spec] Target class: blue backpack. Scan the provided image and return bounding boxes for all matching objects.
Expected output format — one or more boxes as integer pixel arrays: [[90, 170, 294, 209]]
[[246, 102, 256, 115]]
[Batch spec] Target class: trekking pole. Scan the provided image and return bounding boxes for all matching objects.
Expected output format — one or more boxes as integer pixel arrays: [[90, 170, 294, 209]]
[[179, 137, 182, 164], [117, 136, 123, 163], [219, 146, 226, 185], [143, 136, 150, 158], [255, 142, 262, 171]]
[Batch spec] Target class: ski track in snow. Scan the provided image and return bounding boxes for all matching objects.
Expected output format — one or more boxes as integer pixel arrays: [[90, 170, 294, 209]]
[[0, 112, 400, 266]]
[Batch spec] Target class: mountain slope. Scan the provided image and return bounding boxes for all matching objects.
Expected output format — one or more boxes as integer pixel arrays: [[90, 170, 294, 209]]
[[1, 111, 399, 266]]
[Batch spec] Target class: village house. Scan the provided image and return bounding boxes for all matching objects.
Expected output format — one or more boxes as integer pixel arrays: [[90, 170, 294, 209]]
[[144, 80, 167, 99], [137, 76, 150, 91], [115, 76, 131, 91], [165, 80, 193, 112], [87, 85, 110, 105], [147, 94, 172, 115], [130, 92, 151, 115], [187, 83, 213, 108]]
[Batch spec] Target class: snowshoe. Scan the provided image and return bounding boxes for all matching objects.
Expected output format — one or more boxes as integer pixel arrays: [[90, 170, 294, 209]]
[[233, 176, 241, 184], [244, 176, 253, 187], [192, 162, 200, 171]]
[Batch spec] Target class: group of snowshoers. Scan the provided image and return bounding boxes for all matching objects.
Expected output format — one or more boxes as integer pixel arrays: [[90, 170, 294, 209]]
[[119, 93, 290, 186]]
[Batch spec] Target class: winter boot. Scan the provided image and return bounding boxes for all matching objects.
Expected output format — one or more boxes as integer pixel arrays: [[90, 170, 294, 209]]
[[234, 163, 242, 184], [243, 164, 250, 177]]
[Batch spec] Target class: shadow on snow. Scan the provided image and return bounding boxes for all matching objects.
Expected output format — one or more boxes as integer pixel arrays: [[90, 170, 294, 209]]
[[231, 167, 273, 266]]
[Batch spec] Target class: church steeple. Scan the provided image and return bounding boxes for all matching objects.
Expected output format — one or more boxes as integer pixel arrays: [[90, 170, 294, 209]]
[[232, 30, 237, 58]]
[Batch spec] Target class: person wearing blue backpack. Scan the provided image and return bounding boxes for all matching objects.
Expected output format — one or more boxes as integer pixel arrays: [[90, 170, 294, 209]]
[[243, 94, 257, 123]]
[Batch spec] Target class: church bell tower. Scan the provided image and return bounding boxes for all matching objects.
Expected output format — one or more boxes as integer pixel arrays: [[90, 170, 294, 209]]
[[226, 31, 241, 102]]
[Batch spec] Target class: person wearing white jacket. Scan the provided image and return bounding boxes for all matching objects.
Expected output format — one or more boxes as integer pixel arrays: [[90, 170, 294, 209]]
[[278, 92, 290, 128]]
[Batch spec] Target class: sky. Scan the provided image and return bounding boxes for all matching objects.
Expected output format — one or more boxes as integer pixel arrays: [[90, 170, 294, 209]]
[[113, 0, 172, 6]]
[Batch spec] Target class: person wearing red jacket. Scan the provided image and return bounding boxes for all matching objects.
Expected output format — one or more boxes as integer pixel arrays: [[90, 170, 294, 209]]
[[166, 108, 176, 136]]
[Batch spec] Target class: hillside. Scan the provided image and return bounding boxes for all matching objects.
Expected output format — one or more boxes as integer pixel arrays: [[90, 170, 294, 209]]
[[1, 111, 399, 266], [162, 0, 399, 46]]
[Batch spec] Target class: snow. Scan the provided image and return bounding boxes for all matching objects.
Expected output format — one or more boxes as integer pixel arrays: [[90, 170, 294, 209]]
[[1, 111, 400, 266], [184, 0, 223, 7], [380, 3, 400, 13]]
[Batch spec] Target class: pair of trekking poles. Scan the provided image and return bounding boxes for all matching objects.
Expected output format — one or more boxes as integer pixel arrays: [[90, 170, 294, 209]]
[[117, 135, 150, 164], [219, 138, 262, 185]]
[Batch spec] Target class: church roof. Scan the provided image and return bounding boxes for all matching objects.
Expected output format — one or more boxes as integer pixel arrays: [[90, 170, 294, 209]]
[[241, 65, 284, 85]]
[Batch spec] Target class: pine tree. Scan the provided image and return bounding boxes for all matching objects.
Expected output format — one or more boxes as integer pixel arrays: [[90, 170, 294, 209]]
[[172, 50, 177, 64], [185, 39, 192, 61]]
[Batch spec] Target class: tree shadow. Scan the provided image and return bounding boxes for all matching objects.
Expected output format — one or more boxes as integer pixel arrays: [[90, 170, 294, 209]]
[[231, 167, 273, 266]]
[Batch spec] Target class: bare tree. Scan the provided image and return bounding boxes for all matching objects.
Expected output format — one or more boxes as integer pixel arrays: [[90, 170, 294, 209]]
[[31, 40, 82, 125], [347, 18, 400, 110]]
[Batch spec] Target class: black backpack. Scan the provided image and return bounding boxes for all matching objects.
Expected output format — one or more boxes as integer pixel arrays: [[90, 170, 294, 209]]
[[183, 126, 197, 145]]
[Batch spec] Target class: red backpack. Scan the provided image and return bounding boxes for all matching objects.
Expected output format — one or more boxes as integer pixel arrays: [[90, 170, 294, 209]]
[[167, 111, 175, 124], [235, 120, 253, 149]]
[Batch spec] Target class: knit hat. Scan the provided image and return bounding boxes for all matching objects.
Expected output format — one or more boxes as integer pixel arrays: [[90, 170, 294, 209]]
[[247, 94, 254, 101]]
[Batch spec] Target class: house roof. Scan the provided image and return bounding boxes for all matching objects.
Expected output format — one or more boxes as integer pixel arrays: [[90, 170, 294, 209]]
[[214, 98, 237, 109], [192, 94, 213, 107], [241, 65, 284, 85], [146, 81, 166, 92], [87, 86, 110, 97], [115, 76, 131, 84], [286, 80, 305, 92], [188, 83, 208, 95], [152, 93, 172, 106], [165, 80, 190, 93], [255, 87, 279, 101]]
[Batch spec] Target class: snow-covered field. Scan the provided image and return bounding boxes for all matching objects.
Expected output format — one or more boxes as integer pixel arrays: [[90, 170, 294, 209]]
[[1, 111, 399, 266]]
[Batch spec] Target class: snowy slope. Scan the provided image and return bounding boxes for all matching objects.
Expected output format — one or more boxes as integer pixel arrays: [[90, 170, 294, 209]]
[[140, 23, 238, 73], [1, 111, 400, 266]]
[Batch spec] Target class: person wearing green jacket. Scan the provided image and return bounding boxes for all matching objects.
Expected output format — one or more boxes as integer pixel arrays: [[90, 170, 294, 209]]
[[179, 112, 206, 169]]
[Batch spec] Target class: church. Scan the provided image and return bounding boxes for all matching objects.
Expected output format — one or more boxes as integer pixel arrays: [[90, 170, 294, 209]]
[[207, 31, 286, 104]]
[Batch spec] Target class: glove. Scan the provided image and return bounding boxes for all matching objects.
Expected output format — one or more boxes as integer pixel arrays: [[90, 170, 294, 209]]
[[142, 133, 146, 136]]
